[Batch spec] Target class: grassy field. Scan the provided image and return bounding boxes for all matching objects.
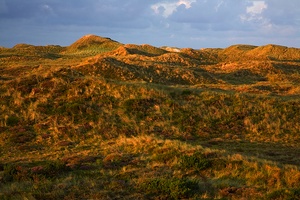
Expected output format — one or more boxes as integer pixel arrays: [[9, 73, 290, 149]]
[[1, 35, 300, 199]]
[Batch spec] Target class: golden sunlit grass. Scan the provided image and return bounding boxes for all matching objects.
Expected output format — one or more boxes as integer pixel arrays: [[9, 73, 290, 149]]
[[1, 35, 300, 199]]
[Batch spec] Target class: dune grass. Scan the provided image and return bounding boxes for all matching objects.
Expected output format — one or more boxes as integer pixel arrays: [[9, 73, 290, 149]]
[[1, 36, 300, 199]]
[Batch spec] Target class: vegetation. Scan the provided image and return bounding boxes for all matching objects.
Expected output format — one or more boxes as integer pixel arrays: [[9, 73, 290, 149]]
[[1, 34, 300, 199]]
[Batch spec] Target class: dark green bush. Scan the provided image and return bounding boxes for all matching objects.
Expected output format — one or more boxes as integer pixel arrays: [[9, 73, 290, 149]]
[[6, 116, 19, 126], [8, 126, 36, 144], [123, 98, 158, 113], [266, 188, 300, 200], [38, 160, 70, 177], [180, 152, 212, 171], [152, 150, 180, 163], [181, 89, 193, 96], [123, 98, 159, 120], [2, 160, 70, 182], [3, 164, 29, 182], [141, 177, 199, 199]]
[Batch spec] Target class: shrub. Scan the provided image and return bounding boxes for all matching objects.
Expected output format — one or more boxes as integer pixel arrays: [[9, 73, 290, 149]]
[[37, 160, 70, 177], [152, 150, 180, 163], [266, 188, 300, 200], [6, 115, 19, 126], [123, 98, 158, 113], [141, 177, 199, 199], [123, 98, 159, 120], [2, 160, 70, 182], [8, 126, 36, 144], [179, 152, 212, 171], [2, 164, 29, 182], [181, 89, 193, 96]]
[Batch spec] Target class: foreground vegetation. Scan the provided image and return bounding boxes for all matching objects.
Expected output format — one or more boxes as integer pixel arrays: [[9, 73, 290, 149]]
[[1, 35, 300, 199]]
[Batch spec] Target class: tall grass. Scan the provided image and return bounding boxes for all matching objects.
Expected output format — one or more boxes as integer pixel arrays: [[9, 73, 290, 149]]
[[1, 37, 300, 199]]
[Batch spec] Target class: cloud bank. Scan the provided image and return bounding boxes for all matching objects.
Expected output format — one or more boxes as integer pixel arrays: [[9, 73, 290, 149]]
[[0, 0, 299, 48], [151, 0, 196, 17]]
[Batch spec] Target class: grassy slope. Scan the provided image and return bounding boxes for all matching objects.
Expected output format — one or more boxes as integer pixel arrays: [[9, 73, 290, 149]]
[[1, 36, 300, 199]]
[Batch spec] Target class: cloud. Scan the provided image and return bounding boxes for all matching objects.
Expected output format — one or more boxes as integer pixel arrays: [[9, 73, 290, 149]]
[[41, 4, 54, 13], [214, 0, 224, 12], [239, 0, 300, 36], [0, 0, 299, 48], [240, 1, 268, 23], [247, 1, 267, 15], [0, 0, 42, 18], [165, 0, 246, 31], [151, 0, 196, 18], [0, 0, 155, 26], [238, 1, 272, 33]]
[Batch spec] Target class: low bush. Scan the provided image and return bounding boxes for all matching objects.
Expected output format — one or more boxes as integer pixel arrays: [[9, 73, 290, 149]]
[[266, 188, 300, 200], [2, 160, 70, 182], [179, 152, 212, 171], [6, 115, 20, 126], [141, 177, 199, 199], [123, 98, 158, 114], [8, 126, 36, 144]]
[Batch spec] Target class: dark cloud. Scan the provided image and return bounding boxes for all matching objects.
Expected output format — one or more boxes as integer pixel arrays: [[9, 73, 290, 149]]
[[0, 0, 42, 18], [171, 0, 243, 22], [0, 0, 156, 25], [0, 0, 299, 48], [168, 1, 249, 31]]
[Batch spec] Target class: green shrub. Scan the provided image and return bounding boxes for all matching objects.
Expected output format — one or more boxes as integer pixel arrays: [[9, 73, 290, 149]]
[[181, 89, 193, 96], [267, 188, 300, 200], [8, 126, 36, 144], [152, 150, 180, 163], [6, 116, 19, 126], [2, 160, 70, 182], [180, 152, 212, 171], [123, 98, 159, 120], [141, 177, 199, 199], [3, 164, 29, 182], [266, 188, 300, 200], [123, 98, 157, 113], [37, 160, 70, 177]]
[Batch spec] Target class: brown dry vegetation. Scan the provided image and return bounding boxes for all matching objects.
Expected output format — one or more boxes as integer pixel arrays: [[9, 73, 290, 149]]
[[1, 34, 300, 199]]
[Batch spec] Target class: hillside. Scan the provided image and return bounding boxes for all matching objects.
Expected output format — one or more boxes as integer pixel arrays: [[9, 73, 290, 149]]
[[1, 35, 300, 199], [63, 34, 122, 56]]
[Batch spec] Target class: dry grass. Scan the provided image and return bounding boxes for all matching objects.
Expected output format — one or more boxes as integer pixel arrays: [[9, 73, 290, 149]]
[[1, 35, 300, 199]]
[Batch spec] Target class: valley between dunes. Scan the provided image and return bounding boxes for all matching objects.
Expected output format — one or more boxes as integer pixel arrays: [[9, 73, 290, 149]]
[[1, 34, 300, 199]]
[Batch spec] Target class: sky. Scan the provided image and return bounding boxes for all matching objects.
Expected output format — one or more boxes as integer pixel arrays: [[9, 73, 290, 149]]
[[0, 0, 300, 48]]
